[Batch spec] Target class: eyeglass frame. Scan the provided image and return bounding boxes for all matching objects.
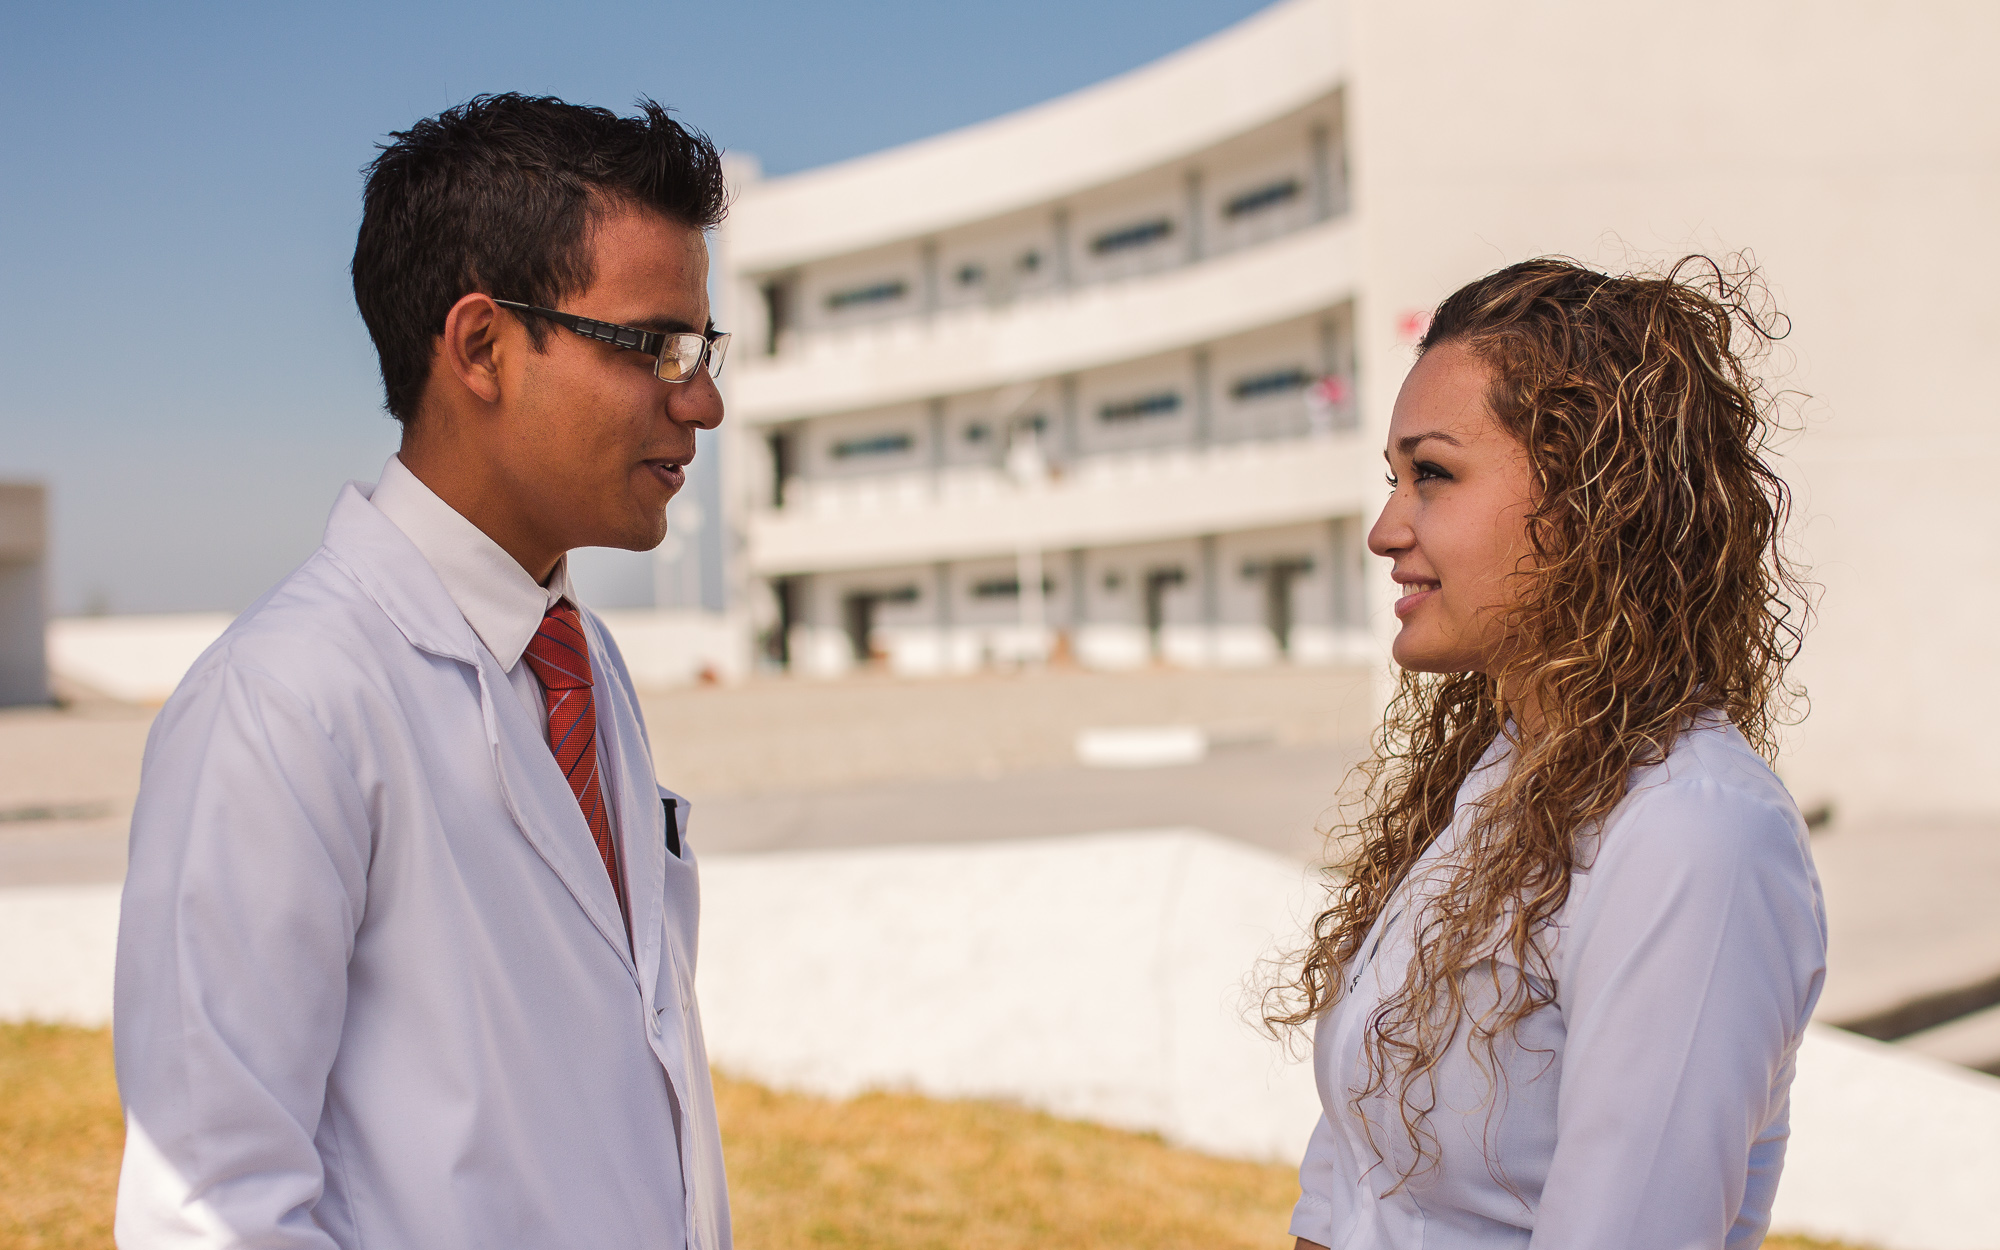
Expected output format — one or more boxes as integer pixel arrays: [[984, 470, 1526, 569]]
[[491, 299, 731, 383]]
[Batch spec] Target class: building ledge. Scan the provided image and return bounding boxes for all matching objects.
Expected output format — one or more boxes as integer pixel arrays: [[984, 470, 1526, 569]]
[[729, 215, 1358, 424], [747, 431, 1372, 575]]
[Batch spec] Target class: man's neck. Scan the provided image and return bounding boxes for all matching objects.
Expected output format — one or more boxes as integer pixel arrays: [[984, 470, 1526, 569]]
[[396, 439, 563, 584]]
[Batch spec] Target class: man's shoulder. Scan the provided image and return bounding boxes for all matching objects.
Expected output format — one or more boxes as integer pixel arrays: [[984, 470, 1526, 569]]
[[168, 547, 417, 714]]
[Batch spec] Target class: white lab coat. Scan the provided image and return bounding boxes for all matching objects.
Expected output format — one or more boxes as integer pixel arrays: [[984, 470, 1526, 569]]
[[1291, 714, 1826, 1250], [113, 482, 730, 1250]]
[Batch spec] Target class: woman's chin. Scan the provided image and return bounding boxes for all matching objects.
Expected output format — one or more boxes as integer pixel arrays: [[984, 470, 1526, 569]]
[[1391, 634, 1480, 676]]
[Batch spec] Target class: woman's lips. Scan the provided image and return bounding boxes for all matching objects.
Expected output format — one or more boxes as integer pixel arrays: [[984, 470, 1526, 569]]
[[1393, 583, 1438, 618]]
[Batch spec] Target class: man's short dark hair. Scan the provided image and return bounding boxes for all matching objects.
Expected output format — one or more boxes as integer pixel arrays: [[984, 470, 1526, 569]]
[[352, 93, 727, 423]]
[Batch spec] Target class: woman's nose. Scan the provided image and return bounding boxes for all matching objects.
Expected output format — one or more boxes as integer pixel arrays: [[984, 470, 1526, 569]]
[[1369, 493, 1411, 558]]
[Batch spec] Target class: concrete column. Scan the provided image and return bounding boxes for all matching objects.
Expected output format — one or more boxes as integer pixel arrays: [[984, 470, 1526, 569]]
[[1310, 122, 1333, 223], [1017, 545, 1046, 663], [1052, 207, 1073, 289], [920, 240, 941, 319], [1060, 375, 1080, 460], [1200, 533, 1220, 664], [0, 481, 48, 707], [1319, 303, 1358, 430], [927, 398, 947, 497], [1184, 169, 1205, 263], [934, 561, 953, 670], [1192, 347, 1213, 447], [1068, 548, 1088, 628], [1329, 516, 1359, 629]]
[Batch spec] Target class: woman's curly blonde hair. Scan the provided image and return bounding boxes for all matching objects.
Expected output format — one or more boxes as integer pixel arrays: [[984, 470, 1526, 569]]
[[1267, 255, 1806, 1176]]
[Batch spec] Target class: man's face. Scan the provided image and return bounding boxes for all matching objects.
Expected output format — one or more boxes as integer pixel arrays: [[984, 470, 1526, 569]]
[[497, 203, 721, 555]]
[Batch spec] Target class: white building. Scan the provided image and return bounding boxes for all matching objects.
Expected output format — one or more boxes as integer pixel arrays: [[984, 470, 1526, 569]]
[[720, 0, 2000, 828], [720, 0, 1371, 680]]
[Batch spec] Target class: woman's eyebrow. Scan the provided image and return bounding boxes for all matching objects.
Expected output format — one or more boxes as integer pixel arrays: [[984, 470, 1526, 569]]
[[1396, 430, 1464, 456]]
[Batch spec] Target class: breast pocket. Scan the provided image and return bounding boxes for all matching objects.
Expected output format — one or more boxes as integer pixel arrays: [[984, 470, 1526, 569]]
[[660, 790, 684, 860]]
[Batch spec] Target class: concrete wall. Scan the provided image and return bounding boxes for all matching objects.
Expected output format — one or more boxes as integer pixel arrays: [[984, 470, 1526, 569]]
[[0, 481, 50, 706], [46, 608, 747, 704], [14, 830, 1996, 1247], [1346, 0, 2000, 823]]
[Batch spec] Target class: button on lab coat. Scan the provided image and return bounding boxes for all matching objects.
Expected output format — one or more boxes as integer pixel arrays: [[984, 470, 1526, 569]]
[[1291, 716, 1826, 1250], [112, 482, 730, 1250]]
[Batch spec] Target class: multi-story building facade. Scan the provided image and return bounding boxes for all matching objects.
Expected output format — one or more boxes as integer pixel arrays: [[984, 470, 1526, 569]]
[[719, 0, 1372, 677], [715, 0, 2000, 829]]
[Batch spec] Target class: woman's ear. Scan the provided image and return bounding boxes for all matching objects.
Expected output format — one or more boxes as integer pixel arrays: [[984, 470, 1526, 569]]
[[438, 293, 506, 405]]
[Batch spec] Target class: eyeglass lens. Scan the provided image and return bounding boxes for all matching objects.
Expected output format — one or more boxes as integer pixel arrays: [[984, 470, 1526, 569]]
[[655, 332, 731, 383]]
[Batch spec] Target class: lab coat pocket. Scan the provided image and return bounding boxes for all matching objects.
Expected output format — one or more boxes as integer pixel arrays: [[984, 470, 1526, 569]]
[[658, 786, 687, 861]]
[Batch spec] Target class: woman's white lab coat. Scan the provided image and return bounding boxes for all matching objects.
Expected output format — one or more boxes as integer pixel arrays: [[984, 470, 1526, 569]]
[[113, 483, 730, 1250], [1291, 715, 1826, 1250]]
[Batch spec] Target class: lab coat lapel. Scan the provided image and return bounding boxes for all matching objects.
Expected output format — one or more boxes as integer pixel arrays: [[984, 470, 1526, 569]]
[[320, 482, 639, 978], [483, 654, 639, 980], [577, 610, 663, 993]]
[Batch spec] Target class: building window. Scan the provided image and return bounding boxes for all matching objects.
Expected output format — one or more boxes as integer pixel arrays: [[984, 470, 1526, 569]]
[[1224, 178, 1302, 219], [1230, 367, 1313, 401], [956, 263, 985, 287], [964, 423, 991, 444], [826, 280, 908, 310], [831, 432, 914, 459], [1090, 218, 1174, 255], [1099, 392, 1182, 422], [1019, 250, 1042, 272], [972, 575, 1056, 599]]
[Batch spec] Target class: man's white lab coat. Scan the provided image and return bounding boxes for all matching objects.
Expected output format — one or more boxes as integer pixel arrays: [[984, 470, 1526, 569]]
[[112, 482, 730, 1250]]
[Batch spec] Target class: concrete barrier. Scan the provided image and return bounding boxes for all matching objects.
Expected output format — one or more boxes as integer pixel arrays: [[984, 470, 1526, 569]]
[[0, 882, 120, 1025], [7, 833, 1998, 1247], [46, 609, 746, 704]]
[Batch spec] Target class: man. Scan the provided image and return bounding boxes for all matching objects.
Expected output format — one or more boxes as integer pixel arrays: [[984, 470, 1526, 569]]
[[113, 94, 733, 1249]]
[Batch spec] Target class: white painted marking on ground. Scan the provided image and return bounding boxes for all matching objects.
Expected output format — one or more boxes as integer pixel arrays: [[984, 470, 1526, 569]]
[[1074, 726, 1208, 769]]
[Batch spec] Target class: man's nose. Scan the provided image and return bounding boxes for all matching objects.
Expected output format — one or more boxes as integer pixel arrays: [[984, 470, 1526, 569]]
[[669, 373, 725, 430]]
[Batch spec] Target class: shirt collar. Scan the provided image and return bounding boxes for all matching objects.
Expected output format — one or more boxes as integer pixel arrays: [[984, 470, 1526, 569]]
[[368, 454, 577, 673]]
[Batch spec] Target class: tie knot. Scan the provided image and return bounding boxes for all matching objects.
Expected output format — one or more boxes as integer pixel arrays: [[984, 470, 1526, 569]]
[[522, 601, 594, 691]]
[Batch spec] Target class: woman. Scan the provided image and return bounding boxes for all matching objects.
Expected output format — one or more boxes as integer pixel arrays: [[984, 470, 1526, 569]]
[[1275, 258, 1825, 1249]]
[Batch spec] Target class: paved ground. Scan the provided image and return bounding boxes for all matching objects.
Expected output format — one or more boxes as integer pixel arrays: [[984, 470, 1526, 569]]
[[6, 664, 1997, 1068], [696, 741, 1367, 862]]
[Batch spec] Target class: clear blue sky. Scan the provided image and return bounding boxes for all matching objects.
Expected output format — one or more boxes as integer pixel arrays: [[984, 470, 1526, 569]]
[[0, 0, 1272, 615]]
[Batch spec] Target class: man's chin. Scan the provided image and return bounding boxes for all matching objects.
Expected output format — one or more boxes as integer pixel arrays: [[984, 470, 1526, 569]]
[[584, 510, 671, 554]]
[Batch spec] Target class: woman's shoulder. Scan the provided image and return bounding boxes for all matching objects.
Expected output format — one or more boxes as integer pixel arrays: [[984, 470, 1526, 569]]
[[1592, 714, 1811, 876]]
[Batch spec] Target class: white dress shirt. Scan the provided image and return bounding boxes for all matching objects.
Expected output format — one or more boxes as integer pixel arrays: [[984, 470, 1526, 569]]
[[1291, 713, 1826, 1250], [370, 454, 622, 856]]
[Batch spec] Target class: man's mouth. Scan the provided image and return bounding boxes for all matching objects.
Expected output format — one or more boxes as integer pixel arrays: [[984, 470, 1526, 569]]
[[645, 460, 688, 491]]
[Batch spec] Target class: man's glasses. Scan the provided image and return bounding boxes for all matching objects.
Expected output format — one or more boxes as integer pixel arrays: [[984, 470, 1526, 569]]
[[493, 300, 730, 383]]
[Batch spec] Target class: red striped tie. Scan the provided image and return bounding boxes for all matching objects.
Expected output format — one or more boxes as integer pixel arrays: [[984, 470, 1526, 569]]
[[521, 601, 625, 917]]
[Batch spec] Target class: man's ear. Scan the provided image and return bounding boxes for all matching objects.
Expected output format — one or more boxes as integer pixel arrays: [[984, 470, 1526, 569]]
[[439, 293, 507, 405]]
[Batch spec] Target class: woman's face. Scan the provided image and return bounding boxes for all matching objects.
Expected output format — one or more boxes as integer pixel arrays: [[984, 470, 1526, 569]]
[[1368, 340, 1537, 675]]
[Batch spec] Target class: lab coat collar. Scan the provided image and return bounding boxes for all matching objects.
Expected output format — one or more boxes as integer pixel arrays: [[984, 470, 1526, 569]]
[[368, 455, 578, 673], [321, 481, 483, 666]]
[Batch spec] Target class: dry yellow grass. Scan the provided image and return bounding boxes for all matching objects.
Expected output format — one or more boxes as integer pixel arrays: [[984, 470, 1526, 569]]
[[0, 1024, 122, 1250], [0, 1024, 1867, 1250]]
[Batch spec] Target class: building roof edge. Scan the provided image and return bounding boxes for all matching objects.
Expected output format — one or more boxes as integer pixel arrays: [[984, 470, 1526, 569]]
[[727, 0, 1344, 272]]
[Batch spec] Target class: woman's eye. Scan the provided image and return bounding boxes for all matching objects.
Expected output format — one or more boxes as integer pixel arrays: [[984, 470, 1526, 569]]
[[1383, 472, 1399, 489], [1414, 460, 1451, 483]]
